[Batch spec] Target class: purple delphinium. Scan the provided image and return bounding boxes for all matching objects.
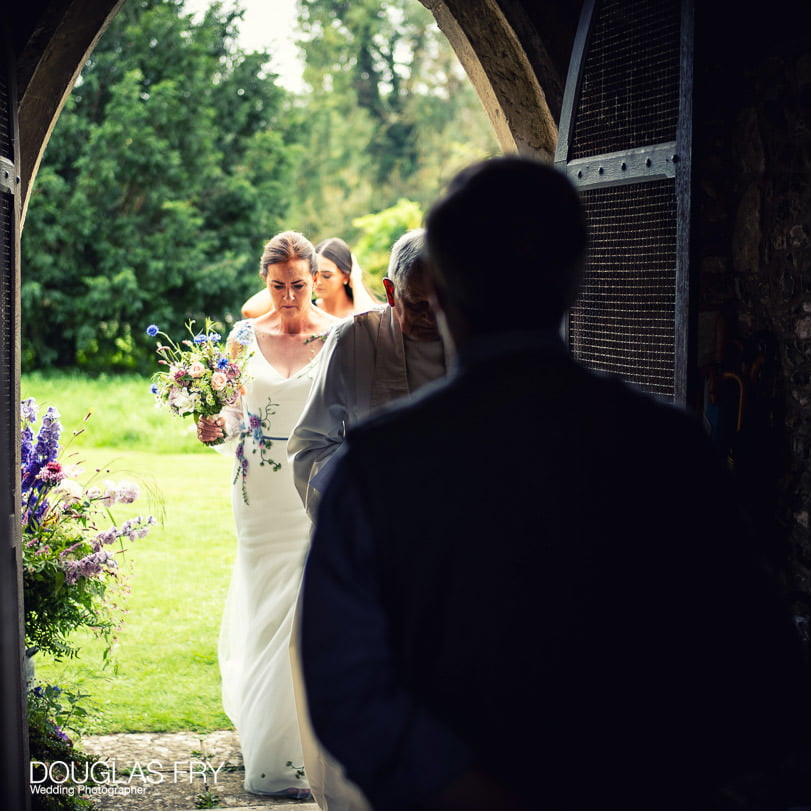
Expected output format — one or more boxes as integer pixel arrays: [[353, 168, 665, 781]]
[[20, 398, 38, 475], [21, 401, 63, 525], [62, 548, 115, 586], [33, 408, 62, 471]]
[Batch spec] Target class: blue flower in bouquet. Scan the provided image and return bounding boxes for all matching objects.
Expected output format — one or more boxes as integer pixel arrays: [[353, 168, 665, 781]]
[[231, 321, 253, 346], [147, 318, 253, 443], [146, 324, 159, 337]]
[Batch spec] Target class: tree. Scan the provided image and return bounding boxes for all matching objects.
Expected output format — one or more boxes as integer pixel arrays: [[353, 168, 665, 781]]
[[289, 0, 497, 243], [352, 198, 424, 295], [21, 0, 299, 373]]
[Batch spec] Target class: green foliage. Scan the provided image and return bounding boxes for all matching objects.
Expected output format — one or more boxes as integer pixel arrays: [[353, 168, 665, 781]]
[[21, 0, 298, 375], [28, 682, 100, 810], [352, 198, 424, 293], [194, 786, 222, 808], [21, 400, 157, 660], [21, 0, 498, 374], [291, 0, 498, 242]]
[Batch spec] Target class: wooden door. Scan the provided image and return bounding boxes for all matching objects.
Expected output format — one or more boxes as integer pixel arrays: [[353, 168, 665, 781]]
[[0, 21, 30, 811]]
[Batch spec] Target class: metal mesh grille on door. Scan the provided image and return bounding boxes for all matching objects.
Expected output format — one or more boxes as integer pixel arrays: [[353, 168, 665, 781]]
[[557, 0, 690, 404], [570, 0, 681, 159], [571, 180, 677, 396]]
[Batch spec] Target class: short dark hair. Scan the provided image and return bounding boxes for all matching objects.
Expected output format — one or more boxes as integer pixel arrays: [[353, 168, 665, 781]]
[[425, 156, 588, 332], [260, 231, 317, 278]]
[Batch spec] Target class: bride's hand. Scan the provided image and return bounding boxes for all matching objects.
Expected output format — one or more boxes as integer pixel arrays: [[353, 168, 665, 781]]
[[197, 415, 225, 443]]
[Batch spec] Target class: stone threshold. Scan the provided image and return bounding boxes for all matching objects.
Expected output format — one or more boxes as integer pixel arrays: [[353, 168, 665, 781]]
[[76, 730, 318, 810]]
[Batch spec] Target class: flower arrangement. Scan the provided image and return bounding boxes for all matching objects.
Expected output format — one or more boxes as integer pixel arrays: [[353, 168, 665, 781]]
[[21, 399, 155, 661], [147, 318, 252, 445], [21, 400, 153, 811]]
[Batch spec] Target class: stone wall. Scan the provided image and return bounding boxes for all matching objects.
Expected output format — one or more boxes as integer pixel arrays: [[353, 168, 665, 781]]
[[694, 6, 811, 633]]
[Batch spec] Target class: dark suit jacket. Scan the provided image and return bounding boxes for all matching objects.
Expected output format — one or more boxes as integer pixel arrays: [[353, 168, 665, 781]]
[[302, 331, 811, 810]]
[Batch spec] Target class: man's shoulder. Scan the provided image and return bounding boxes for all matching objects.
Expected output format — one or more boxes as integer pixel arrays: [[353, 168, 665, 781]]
[[349, 355, 707, 457], [330, 306, 387, 342]]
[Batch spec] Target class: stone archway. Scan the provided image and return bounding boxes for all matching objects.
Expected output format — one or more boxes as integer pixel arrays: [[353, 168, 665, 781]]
[[5, 3, 581, 806]]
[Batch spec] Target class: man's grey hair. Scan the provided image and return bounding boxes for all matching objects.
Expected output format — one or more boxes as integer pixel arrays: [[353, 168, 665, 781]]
[[386, 229, 426, 294]]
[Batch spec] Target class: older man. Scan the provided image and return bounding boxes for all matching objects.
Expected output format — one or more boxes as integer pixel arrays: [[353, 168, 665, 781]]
[[299, 157, 811, 810], [289, 228, 451, 519], [288, 228, 451, 810]]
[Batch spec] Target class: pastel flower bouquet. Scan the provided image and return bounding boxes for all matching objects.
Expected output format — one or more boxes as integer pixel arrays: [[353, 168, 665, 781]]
[[147, 318, 252, 445]]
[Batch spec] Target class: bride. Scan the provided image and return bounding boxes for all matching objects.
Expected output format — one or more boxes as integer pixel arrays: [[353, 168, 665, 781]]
[[240, 236, 379, 319], [197, 231, 338, 798]]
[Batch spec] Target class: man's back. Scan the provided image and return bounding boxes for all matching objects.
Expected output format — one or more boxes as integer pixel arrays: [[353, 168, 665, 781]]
[[308, 335, 809, 807]]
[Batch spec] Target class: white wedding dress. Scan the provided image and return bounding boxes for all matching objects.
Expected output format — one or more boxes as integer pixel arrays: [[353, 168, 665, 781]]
[[217, 320, 320, 796]]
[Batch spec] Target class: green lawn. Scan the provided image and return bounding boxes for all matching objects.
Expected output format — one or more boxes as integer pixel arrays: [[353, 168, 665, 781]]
[[22, 374, 239, 734]]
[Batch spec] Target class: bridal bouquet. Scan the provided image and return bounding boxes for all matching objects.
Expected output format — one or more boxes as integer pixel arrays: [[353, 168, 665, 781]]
[[147, 318, 252, 444]]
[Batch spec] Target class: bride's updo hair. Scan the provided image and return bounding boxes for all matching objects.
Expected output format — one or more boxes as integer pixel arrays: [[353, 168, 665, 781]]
[[316, 237, 354, 300], [259, 231, 317, 278]]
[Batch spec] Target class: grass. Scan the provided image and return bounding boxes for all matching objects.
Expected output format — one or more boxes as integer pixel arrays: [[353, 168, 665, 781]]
[[21, 370, 208, 454], [22, 373, 238, 734]]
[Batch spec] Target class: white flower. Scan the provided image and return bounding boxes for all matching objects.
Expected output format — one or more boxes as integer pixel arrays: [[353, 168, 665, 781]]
[[101, 479, 118, 508], [170, 388, 195, 415], [115, 481, 140, 504], [52, 478, 83, 505]]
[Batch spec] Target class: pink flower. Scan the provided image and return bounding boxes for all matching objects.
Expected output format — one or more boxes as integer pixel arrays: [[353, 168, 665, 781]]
[[188, 361, 205, 378], [211, 371, 227, 391], [36, 461, 64, 484]]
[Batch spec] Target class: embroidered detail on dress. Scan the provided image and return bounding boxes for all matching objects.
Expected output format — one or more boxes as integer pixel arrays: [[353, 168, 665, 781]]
[[233, 400, 283, 504]]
